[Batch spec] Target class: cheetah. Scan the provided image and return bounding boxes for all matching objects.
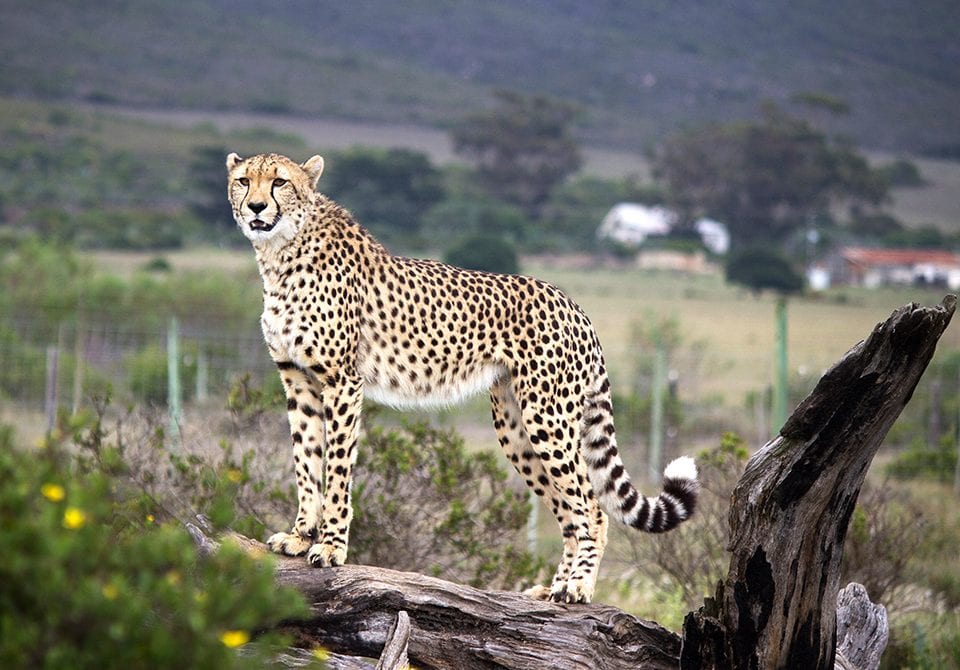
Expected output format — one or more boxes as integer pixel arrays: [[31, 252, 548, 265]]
[[226, 152, 699, 604]]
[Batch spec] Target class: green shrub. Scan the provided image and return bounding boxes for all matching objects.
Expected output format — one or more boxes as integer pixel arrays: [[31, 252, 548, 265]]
[[885, 436, 958, 483], [349, 414, 542, 590], [127, 344, 197, 406], [443, 235, 520, 275], [0, 423, 313, 669]]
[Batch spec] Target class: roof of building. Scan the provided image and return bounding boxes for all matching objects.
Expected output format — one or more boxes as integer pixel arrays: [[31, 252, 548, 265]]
[[841, 247, 960, 267]]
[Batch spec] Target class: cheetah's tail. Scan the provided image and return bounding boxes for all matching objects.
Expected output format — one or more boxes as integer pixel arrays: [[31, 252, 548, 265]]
[[581, 372, 699, 533]]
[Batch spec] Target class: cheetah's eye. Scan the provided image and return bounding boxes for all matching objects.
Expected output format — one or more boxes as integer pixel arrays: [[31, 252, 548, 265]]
[[273, 178, 287, 188], [237, 177, 249, 186]]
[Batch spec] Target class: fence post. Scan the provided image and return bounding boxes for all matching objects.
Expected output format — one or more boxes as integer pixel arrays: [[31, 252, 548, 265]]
[[196, 349, 209, 404], [72, 318, 85, 414], [772, 295, 789, 431], [649, 338, 667, 481], [44, 344, 59, 434], [167, 317, 182, 447]]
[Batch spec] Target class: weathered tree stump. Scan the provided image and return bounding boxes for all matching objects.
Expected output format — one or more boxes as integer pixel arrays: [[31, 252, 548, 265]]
[[198, 297, 952, 669], [682, 296, 954, 669]]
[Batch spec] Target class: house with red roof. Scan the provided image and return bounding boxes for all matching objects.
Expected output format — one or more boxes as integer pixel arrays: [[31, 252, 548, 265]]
[[822, 247, 960, 290]]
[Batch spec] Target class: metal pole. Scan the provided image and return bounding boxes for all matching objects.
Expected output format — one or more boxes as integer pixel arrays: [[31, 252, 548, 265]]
[[44, 344, 59, 434], [772, 295, 789, 432], [72, 319, 84, 414], [649, 339, 667, 481], [196, 349, 209, 404], [167, 317, 182, 447]]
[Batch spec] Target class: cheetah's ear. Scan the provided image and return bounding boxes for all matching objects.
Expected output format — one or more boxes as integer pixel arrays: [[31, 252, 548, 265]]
[[226, 152, 243, 171], [301, 155, 325, 189]]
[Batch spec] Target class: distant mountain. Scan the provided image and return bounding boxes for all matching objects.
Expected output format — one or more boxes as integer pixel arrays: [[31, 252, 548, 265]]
[[3, 0, 958, 154]]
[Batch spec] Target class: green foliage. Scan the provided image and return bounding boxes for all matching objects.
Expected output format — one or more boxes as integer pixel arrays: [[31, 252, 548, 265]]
[[187, 145, 238, 236], [882, 613, 960, 670], [349, 416, 542, 590], [422, 197, 532, 247], [452, 90, 582, 218], [789, 90, 851, 116], [620, 432, 748, 610], [725, 247, 804, 295], [541, 175, 664, 252], [876, 157, 926, 188], [127, 343, 198, 406], [842, 482, 932, 603], [654, 106, 889, 248], [0, 422, 311, 669], [321, 146, 444, 240], [444, 235, 519, 275], [0, 238, 261, 404], [885, 437, 958, 483]]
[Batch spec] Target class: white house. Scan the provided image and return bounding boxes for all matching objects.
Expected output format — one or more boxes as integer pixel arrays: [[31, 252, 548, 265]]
[[597, 203, 674, 247], [597, 203, 730, 255]]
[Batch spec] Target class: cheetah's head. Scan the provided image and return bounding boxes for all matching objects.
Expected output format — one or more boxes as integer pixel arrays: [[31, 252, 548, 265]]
[[226, 152, 325, 246]]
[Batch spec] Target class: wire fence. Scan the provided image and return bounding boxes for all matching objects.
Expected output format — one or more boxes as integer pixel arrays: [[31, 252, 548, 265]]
[[2, 304, 957, 473], [0, 312, 276, 430]]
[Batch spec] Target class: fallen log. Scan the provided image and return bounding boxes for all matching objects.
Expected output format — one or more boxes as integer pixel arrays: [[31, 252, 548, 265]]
[[196, 296, 953, 669]]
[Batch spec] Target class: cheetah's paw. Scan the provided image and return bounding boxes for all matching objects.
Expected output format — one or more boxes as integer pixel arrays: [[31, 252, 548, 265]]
[[307, 542, 346, 568], [549, 577, 593, 604], [523, 584, 552, 601], [266, 531, 313, 557]]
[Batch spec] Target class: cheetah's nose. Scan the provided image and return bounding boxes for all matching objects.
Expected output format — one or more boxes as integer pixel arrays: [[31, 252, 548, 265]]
[[248, 201, 267, 215]]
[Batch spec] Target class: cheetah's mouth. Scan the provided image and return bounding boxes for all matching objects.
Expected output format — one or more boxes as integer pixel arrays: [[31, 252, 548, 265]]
[[249, 218, 276, 233]]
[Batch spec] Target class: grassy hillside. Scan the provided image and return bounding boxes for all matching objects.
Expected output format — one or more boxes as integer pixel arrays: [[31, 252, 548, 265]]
[[2, 0, 958, 154]]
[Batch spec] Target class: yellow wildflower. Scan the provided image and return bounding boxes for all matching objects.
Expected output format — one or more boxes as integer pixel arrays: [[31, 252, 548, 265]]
[[102, 583, 119, 600], [62, 507, 87, 530], [226, 468, 243, 483], [219, 630, 250, 648], [41, 483, 65, 502], [312, 647, 331, 661]]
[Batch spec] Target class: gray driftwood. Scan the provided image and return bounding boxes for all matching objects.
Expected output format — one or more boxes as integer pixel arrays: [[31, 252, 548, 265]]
[[198, 297, 952, 669]]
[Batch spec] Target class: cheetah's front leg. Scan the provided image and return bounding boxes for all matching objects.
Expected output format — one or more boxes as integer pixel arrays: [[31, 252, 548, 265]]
[[267, 362, 326, 557], [306, 372, 363, 568]]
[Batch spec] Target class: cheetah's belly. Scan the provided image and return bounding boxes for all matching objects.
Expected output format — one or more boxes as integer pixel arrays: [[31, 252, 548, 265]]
[[358, 341, 507, 409]]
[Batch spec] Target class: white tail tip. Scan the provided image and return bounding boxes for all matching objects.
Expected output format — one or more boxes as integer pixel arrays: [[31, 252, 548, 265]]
[[664, 456, 698, 481]]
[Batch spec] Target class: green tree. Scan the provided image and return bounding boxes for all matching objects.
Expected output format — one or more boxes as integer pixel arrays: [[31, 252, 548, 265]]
[[444, 235, 519, 275], [725, 247, 804, 296], [653, 105, 888, 248], [321, 147, 444, 239], [452, 90, 582, 219], [188, 145, 237, 237]]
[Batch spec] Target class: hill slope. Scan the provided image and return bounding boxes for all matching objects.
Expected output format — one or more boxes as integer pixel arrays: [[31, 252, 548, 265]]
[[2, 0, 958, 153]]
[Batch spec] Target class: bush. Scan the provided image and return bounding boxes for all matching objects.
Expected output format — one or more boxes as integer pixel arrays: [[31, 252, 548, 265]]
[[349, 415, 542, 589], [127, 343, 198, 406], [422, 198, 532, 247], [885, 436, 958, 483], [444, 235, 519, 275], [725, 247, 804, 295], [617, 432, 748, 611], [0, 421, 314, 669]]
